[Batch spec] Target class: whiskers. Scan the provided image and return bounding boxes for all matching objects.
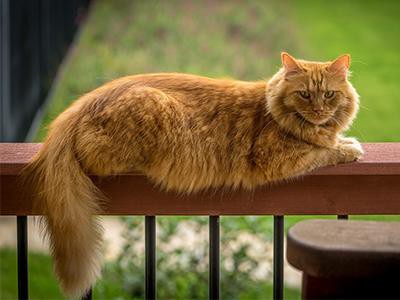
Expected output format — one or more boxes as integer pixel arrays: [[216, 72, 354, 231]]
[[330, 111, 366, 141]]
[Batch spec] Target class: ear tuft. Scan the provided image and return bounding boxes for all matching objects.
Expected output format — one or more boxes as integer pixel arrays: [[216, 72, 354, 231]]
[[329, 54, 351, 78], [281, 52, 300, 71]]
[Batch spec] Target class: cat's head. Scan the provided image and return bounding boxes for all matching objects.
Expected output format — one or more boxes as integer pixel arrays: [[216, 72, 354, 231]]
[[267, 52, 359, 133]]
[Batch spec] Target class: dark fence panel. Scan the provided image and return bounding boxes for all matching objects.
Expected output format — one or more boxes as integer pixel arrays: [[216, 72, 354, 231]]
[[0, 0, 90, 142]]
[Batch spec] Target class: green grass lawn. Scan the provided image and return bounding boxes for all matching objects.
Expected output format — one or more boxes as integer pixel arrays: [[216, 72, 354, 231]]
[[0, 248, 130, 300]]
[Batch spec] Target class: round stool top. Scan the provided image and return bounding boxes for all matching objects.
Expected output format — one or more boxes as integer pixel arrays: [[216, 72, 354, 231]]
[[287, 219, 400, 278]]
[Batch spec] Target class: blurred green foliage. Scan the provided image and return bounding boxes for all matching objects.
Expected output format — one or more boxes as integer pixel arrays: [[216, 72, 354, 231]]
[[7, 0, 398, 299], [0, 248, 131, 299], [2, 215, 399, 299], [109, 216, 301, 299]]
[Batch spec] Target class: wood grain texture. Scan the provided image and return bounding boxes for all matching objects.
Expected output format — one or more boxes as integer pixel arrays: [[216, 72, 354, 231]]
[[1, 143, 400, 215]]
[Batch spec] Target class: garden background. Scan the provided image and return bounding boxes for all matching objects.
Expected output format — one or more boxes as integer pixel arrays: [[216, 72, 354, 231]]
[[1, 0, 400, 299]]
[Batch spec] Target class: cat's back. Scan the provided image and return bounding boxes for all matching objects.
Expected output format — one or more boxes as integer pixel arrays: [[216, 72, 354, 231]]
[[119, 72, 246, 90], [95, 72, 265, 103]]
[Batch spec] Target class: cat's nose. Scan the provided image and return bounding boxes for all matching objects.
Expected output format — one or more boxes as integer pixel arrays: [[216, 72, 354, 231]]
[[313, 106, 324, 113]]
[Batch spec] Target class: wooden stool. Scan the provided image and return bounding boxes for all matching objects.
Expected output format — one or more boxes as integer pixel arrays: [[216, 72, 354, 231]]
[[287, 219, 400, 299]]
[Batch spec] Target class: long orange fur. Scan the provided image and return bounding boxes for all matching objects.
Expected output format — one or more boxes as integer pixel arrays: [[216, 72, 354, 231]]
[[23, 53, 363, 298]]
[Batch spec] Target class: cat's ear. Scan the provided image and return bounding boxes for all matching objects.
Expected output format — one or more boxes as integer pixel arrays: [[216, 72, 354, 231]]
[[328, 54, 351, 78], [281, 52, 302, 76]]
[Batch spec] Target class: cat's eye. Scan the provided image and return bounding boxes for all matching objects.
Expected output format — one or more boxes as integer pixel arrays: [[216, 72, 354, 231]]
[[324, 90, 335, 99], [298, 90, 311, 100]]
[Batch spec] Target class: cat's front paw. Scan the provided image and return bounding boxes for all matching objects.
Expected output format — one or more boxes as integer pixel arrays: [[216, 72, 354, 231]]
[[337, 142, 364, 163], [338, 136, 360, 146]]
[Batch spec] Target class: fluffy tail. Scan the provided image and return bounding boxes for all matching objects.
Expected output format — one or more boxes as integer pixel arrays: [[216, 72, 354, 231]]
[[23, 115, 103, 298]]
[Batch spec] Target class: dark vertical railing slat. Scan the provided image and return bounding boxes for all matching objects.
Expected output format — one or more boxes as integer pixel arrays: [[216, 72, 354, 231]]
[[273, 215, 284, 300], [17, 216, 28, 300], [145, 216, 156, 300], [209, 216, 220, 300], [82, 288, 92, 300]]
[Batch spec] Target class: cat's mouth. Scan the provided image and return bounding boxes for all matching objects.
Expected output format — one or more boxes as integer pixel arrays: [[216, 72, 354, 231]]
[[294, 111, 331, 126]]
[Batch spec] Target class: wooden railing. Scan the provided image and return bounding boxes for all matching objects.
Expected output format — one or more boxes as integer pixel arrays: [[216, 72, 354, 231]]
[[1, 143, 400, 300]]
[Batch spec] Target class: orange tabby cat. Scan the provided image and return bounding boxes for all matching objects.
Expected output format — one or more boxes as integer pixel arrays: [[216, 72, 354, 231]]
[[23, 53, 362, 297]]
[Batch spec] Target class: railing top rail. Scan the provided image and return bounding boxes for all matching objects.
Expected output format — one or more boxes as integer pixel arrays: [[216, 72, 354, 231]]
[[1, 143, 400, 176], [1, 143, 400, 216]]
